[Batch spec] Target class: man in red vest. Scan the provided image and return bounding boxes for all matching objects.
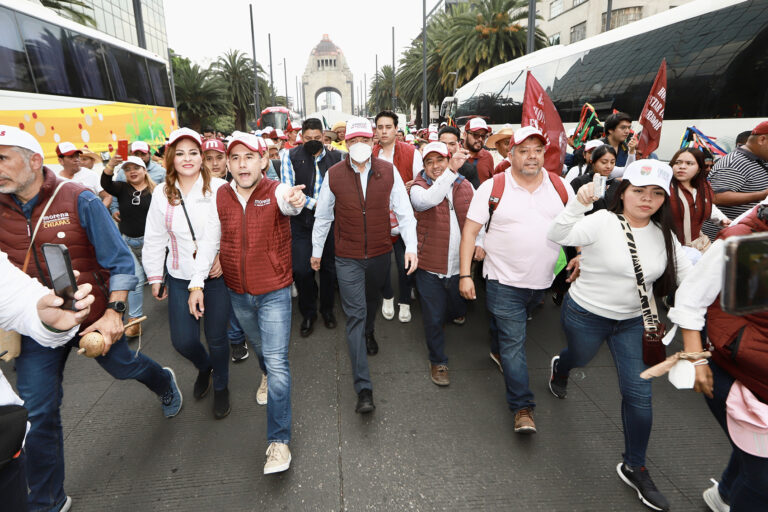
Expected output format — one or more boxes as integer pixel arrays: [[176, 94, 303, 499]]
[[189, 133, 305, 475], [373, 110, 424, 324], [410, 142, 485, 386], [669, 199, 768, 510], [311, 117, 418, 413]]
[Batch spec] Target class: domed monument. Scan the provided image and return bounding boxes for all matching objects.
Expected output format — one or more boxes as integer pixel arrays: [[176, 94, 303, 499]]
[[302, 34, 354, 115]]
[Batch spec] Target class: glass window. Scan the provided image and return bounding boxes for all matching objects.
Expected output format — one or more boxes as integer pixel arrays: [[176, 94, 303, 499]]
[[147, 59, 172, 107], [570, 21, 587, 43], [602, 7, 644, 31], [573, 0, 587, 6], [66, 31, 112, 100], [0, 7, 35, 92], [17, 13, 76, 95], [103, 44, 153, 104], [550, 0, 563, 19]]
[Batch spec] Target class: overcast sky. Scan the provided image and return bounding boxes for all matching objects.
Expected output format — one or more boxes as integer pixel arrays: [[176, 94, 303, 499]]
[[164, 0, 443, 111]]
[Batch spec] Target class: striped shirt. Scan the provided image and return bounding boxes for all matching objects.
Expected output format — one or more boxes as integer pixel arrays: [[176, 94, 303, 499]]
[[703, 148, 768, 238]]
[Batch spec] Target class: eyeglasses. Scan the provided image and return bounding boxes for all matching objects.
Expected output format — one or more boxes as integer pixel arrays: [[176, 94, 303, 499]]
[[131, 190, 142, 206]]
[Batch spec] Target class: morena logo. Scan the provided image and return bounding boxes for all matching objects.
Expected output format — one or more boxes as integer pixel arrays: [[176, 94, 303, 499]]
[[640, 165, 653, 176]]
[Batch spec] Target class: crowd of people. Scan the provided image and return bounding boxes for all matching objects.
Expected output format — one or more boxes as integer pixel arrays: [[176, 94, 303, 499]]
[[0, 110, 766, 512]]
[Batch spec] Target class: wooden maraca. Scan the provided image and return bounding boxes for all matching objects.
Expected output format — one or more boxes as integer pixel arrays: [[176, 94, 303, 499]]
[[78, 316, 147, 357]]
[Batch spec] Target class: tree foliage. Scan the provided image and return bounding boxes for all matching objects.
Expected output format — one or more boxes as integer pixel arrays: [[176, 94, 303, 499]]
[[43, 0, 96, 27], [212, 49, 272, 131]]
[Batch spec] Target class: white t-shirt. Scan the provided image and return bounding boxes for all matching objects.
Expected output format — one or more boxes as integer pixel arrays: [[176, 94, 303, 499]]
[[55, 168, 103, 195], [548, 200, 692, 320]]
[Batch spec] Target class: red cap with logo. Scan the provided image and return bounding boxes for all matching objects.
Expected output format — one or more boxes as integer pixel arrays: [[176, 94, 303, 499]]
[[227, 133, 266, 155], [202, 139, 226, 153]]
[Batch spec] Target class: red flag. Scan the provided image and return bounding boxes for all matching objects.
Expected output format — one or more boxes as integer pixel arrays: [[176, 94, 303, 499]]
[[521, 71, 567, 173], [637, 59, 667, 157]]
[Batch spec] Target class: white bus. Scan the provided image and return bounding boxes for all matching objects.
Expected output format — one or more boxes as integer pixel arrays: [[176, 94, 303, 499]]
[[0, 0, 176, 161], [441, 0, 768, 159]]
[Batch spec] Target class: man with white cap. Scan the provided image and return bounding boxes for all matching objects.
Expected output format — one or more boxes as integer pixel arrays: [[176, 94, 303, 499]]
[[311, 117, 418, 413], [410, 141, 484, 386], [462, 118, 495, 186], [0, 125, 182, 511], [190, 132, 306, 474], [55, 141, 111, 208], [459, 125, 573, 435]]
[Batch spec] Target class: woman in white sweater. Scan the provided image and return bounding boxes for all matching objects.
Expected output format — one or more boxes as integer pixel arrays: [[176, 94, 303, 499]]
[[546, 160, 692, 512]]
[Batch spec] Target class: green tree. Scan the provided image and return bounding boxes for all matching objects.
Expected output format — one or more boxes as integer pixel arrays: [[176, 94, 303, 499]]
[[367, 65, 404, 115], [214, 50, 255, 131], [42, 0, 96, 27], [173, 61, 229, 132]]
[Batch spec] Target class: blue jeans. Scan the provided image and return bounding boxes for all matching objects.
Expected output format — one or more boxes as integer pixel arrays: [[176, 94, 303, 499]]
[[15, 334, 171, 512], [705, 360, 768, 511], [414, 270, 466, 365], [227, 302, 246, 345], [556, 293, 650, 467], [122, 234, 146, 319], [229, 286, 292, 444], [167, 275, 230, 391], [486, 280, 544, 413]]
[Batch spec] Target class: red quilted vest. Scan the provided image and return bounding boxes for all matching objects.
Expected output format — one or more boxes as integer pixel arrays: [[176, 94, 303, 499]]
[[707, 207, 768, 401], [216, 179, 292, 295], [328, 157, 394, 259], [373, 140, 416, 184], [0, 168, 110, 331], [412, 173, 474, 274]]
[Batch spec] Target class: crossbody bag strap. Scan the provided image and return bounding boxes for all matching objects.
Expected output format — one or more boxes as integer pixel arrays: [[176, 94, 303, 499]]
[[22, 180, 68, 273], [616, 214, 660, 331], [677, 188, 693, 245], [178, 198, 198, 258]]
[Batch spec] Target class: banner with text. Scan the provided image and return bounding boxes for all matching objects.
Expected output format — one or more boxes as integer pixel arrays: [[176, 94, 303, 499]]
[[637, 59, 667, 157], [522, 71, 567, 174]]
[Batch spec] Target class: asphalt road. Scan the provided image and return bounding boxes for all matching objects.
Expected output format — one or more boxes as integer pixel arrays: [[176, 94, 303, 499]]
[[2, 271, 729, 511]]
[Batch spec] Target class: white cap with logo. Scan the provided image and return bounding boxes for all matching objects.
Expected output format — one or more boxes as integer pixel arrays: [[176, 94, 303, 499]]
[[130, 141, 150, 154], [622, 159, 673, 195], [512, 126, 548, 146], [168, 127, 202, 147], [422, 142, 450, 159], [0, 125, 44, 158], [345, 117, 374, 140]]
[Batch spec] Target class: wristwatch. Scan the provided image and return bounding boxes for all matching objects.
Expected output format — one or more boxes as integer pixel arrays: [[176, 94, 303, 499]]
[[106, 301, 127, 314]]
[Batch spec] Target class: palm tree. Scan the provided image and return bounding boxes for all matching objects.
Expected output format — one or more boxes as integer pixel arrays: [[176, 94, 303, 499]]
[[173, 61, 230, 132], [213, 50, 269, 131], [439, 0, 548, 86], [367, 65, 403, 114], [42, 0, 96, 27]]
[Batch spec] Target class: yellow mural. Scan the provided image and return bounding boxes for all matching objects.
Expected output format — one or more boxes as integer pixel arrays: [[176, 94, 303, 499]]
[[0, 101, 177, 161]]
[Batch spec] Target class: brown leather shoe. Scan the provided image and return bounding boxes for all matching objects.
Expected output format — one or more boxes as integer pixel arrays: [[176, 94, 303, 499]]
[[124, 318, 141, 338], [430, 363, 450, 386], [513, 407, 536, 434]]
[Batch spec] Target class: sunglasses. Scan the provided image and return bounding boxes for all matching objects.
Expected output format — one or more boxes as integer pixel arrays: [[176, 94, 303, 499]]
[[131, 190, 142, 206]]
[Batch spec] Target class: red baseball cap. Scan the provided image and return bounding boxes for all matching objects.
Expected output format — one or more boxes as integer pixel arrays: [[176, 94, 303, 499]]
[[56, 141, 82, 157], [751, 120, 768, 135], [512, 126, 548, 146], [464, 118, 491, 134], [202, 139, 226, 154]]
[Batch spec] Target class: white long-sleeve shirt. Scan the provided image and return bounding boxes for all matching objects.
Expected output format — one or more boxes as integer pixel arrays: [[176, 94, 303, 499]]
[[311, 159, 418, 258], [410, 171, 485, 277], [376, 143, 424, 179], [547, 199, 692, 320], [142, 175, 228, 284], [189, 179, 302, 289]]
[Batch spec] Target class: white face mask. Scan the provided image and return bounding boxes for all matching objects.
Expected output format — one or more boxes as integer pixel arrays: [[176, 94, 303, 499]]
[[348, 142, 372, 163]]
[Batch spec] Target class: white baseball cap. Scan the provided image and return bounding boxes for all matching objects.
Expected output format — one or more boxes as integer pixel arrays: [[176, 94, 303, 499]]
[[422, 142, 450, 159], [512, 126, 547, 146], [168, 127, 202, 147], [0, 125, 44, 157], [130, 141, 150, 154], [428, 132, 439, 141], [465, 118, 491, 134], [227, 133, 266, 155], [584, 140, 604, 152], [56, 141, 82, 157], [345, 117, 374, 140], [120, 155, 147, 170], [275, 129, 287, 140], [622, 159, 673, 195]]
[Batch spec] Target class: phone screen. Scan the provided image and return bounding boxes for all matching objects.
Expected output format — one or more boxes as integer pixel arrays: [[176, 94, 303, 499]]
[[41, 244, 78, 310], [723, 233, 768, 315]]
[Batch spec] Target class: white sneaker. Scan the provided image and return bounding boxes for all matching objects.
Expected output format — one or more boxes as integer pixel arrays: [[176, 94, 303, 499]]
[[61, 496, 73, 512], [703, 479, 730, 512], [264, 442, 291, 474], [256, 373, 268, 405], [382, 298, 395, 320], [398, 303, 411, 323], [290, 283, 298, 298]]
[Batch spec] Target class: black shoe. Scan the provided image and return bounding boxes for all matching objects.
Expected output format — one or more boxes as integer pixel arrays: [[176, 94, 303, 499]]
[[213, 387, 231, 419], [617, 463, 670, 511], [552, 292, 564, 306], [322, 312, 337, 329], [300, 316, 315, 337], [231, 342, 249, 363], [193, 367, 212, 399], [549, 355, 568, 399], [365, 333, 378, 355], [355, 389, 375, 413]]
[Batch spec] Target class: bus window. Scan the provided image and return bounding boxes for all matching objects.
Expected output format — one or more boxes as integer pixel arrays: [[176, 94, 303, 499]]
[[104, 44, 153, 105], [17, 13, 74, 96], [0, 7, 35, 93], [147, 60, 173, 107], [66, 32, 112, 101]]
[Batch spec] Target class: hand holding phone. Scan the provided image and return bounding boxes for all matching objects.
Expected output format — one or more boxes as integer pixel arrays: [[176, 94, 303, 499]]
[[592, 173, 607, 199], [42, 244, 79, 310]]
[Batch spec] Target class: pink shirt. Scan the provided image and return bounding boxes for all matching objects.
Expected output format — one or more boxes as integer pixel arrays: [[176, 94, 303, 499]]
[[466, 169, 573, 289]]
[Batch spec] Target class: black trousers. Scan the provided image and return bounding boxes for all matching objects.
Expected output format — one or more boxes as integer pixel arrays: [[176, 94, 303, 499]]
[[292, 220, 336, 320]]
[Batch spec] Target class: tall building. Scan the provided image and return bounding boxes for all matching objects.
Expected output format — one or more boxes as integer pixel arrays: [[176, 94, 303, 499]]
[[535, 0, 695, 46], [44, 0, 168, 57]]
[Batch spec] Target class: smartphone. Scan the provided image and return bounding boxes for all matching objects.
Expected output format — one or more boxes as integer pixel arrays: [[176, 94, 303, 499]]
[[117, 139, 129, 160], [592, 173, 607, 199], [625, 130, 635, 145], [41, 244, 79, 311], [722, 232, 768, 315], [99, 151, 110, 162]]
